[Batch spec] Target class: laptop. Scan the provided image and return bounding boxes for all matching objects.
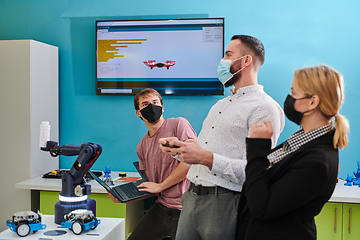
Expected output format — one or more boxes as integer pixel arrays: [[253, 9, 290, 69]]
[[88, 162, 154, 203]]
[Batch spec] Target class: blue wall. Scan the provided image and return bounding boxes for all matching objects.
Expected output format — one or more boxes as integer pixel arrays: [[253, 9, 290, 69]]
[[1, 0, 359, 178]]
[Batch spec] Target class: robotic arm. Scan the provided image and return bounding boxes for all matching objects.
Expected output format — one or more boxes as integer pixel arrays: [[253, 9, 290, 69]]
[[41, 140, 102, 225], [42, 141, 102, 197]]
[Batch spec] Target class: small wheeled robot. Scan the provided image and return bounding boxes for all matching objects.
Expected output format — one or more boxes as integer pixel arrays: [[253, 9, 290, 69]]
[[61, 209, 100, 235], [6, 210, 46, 237]]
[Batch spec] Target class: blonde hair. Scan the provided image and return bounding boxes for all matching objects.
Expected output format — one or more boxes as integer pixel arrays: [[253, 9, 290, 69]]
[[294, 64, 349, 149]]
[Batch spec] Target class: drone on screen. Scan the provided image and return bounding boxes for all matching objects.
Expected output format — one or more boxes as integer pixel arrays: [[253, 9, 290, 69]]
[[143, 60, 176, 69]]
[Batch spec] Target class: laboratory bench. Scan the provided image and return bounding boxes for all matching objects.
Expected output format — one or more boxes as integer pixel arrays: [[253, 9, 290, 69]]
[[16, 175, 360, 240]]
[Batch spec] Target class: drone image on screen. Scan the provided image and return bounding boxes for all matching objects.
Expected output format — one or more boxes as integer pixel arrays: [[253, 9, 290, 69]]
[[143, 60, 176, 69]]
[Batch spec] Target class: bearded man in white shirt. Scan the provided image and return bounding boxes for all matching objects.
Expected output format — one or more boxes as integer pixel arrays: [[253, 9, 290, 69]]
[[159, 35, 285, 240]]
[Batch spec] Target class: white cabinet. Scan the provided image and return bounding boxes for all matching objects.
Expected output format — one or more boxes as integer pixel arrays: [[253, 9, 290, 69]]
[[0, 40, 58, 231]]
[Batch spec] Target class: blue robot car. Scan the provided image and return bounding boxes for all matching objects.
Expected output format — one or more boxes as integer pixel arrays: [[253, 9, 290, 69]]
[[6, 210, 46, 237], [61, 209, 100, 235]]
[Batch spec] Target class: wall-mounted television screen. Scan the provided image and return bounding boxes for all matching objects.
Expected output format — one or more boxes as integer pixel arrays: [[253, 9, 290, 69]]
[[96, 18, 224, 95]]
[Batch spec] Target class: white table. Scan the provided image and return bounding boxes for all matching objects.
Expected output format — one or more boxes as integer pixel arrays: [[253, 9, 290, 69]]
[[0, 215, 125, 240], [329, 179, 360, 203]]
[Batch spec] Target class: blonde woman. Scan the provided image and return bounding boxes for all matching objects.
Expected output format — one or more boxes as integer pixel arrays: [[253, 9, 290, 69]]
[[237, 64, 349, 240]]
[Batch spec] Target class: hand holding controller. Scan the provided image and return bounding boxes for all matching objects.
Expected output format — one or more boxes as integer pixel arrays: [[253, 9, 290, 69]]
[[162, 142, 180, 148]]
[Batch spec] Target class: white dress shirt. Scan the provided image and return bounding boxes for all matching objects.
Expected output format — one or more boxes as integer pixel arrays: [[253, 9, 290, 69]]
[[187, 85, 285, 192]]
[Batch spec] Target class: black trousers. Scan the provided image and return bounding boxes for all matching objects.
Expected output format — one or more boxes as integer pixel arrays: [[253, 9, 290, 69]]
[[128, 202, 181, 240]]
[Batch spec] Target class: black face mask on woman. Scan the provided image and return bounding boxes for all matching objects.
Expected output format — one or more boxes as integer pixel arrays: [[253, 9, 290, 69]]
[[283, 94, 312, 125], [140, 103, 162, 123]]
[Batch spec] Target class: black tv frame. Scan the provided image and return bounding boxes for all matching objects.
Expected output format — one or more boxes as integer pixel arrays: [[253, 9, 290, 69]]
[[95, 18, 225, 95]]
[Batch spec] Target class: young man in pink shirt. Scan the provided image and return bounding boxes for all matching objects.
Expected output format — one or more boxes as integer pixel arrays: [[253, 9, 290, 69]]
[[108, 88, 197, 240]]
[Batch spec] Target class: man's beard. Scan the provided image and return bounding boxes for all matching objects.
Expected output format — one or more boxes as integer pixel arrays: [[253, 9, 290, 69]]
[[224, 72, 241, 88]]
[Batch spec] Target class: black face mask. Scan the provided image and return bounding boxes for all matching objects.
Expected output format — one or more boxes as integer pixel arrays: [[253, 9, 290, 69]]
[[140, 104, 162, 123], [283, 94, 311, 125]]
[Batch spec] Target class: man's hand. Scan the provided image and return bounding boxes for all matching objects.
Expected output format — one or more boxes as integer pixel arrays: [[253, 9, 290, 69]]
[[250, 120, 273, 139], [159, 137, 213, 169], [107, 190, 121, 203], [137, 182, 163, 193], [159, 137, 180, 155]]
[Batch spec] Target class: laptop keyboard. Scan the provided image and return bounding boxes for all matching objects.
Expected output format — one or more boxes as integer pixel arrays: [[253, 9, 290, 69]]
[[115, 179, 149, 200]]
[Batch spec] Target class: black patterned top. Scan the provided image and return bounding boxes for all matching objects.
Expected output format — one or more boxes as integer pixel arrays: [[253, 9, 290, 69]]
[[267, 123, 333, 169]]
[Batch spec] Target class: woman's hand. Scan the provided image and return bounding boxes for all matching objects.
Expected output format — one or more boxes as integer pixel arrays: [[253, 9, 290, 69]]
[[250, 120, 273, 139]]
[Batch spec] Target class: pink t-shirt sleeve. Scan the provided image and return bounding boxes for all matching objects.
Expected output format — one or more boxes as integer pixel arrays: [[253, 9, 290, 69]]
[[174, 117, 197, 142]]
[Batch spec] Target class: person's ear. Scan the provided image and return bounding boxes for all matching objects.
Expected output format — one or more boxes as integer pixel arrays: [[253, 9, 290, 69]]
[[136, 110, 142, 118], [244, 55, 253, 67], [309, 95, 320, 110]]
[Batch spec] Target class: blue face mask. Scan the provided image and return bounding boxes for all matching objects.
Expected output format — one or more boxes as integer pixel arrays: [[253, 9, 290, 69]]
[[217, 56, 246, 85]]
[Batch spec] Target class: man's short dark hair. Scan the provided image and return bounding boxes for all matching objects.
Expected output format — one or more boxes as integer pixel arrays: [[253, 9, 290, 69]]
[[134, 88, 163, 110], [231, 35, 265, 66]]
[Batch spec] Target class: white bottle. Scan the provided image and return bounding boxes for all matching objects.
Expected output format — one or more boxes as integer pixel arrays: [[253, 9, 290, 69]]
[[39, 121, 50, 148]]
